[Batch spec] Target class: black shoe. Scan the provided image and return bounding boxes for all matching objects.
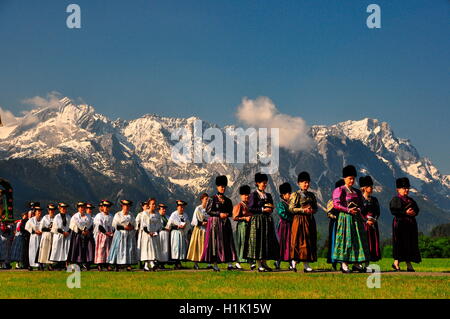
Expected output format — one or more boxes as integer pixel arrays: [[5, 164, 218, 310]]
[[159, 264, 166, 270], [97, 265, 103, 272], [263, 265, 273, 272], [406, 268, 415, 272], [392, 264, 401, 272], [48, 265, 54, 271], [206, 265, 213, 269], [193, 264, 199, 270], [289, 266, 297, 272], [115, 266, 120, 272], [28, 267, 33, 271], [227, 265, 234, 271], [274, 261, 281, 270], [332, 263, 337, 271], [250, 264, 256, 271], [257, 267, 267, 272], [213, 266, 220, 272], [126, 266, 132, 272], [352, 265, 366, 273], [304, 268, 313, 273]]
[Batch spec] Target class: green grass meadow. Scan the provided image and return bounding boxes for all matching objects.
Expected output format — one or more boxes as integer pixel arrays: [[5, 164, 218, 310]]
[[0, 258, 448, 299]]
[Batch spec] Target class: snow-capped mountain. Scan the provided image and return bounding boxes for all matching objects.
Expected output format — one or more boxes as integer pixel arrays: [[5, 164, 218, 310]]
[[0, 97, 448, 238]]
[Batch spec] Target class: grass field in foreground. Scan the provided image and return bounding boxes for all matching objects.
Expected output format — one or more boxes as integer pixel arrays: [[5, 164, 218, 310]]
[[0, 258, 448, 299]]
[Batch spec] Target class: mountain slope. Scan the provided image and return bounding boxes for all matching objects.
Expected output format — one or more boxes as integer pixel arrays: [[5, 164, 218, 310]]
[[0, 97, 448, 239]]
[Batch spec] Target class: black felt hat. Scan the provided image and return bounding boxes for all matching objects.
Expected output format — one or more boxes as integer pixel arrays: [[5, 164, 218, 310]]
[[396, 177, 410, 189], [279, 182, 292, 195], [297, 171, 311, 182], [342, 165, 357, 178], [359, 176, 374, 188], [215, 175, 228, 187], [58, 202, 69, 208], [47, 203, 57, 210], [255, 172, 268, 183], [239, 185, 251, 195], [158, 203, 167, 209], [86, 203, 95, 209]]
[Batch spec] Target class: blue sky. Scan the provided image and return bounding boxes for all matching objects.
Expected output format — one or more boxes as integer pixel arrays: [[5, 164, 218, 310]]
[[0, 0, 449, 173]]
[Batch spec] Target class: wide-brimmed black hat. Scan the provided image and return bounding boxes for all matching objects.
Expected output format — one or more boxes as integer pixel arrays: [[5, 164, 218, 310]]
[[76, 202, 86, 208], [342, 165, 357, 178], [120, 200, 133, 206], [176, 200, 187, 206], [279, 182, 292, 195], [100, 200, 113, 207], [239, 185, 251, 195], [359, 176, 374, 188], [86, 203, 95, 209], [297, 171, 311, 182], [396, 177, 410, 189], [34, 206, 43, 211], [58, 202, 69, 208], [158, 203, 167, 209], [215, 175, 228, 187], [47, 203, 57, 210], [29, 202, 40, 209], [255, 172, 268, 183]]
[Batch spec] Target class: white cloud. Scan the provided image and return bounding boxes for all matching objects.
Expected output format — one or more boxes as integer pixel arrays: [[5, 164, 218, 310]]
[[21, 91, 63, 112], [235, 96, 314, 152], [0, 107, 19, 126]]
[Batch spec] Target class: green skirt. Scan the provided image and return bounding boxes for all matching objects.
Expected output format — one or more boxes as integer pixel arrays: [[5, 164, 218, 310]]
[[234, 221, 249, 262], [332, 213, 369, 263], [244, 214, 279, 260]]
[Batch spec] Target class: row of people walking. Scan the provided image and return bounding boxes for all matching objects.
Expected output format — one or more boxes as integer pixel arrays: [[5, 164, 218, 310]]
[[0, 165, 421, 273]]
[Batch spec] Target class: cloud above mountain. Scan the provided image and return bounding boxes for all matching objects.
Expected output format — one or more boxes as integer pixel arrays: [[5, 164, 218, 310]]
[[235, 96, 314, 152], [22, 91, 63, 111]]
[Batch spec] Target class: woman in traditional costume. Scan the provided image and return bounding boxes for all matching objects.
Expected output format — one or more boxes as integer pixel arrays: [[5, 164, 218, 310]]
[[140, 198, 163, 271], [37, 204, 57, 270], [25, 205, 43, 271], [10, 212, 29, 269], [135, 200, 149, 268], [359, 176, 381, 267], [275, 182, 293, 270], [232, 185, 252, 270], [326, 179, 345, 270], [201, 175, 237, 272], [187, 193, 209, 270], [50, 203, 72, 270], [245, 173, 279, 272], [289, 172, 318, 272], [93, 200, 114, 271], [157, 203, 171, 269], [68, 202, 95, 270], [166, 200, 191, 269], [390, 177, 421, 272], [332, 165, 370, 273], [107, 200, 138, 271]]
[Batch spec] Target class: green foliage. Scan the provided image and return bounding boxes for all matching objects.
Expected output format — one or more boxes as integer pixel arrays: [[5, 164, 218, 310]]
[[382, 245, 393, 258], [430, 223, 450, 238], [419, 235, 450, 258]]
